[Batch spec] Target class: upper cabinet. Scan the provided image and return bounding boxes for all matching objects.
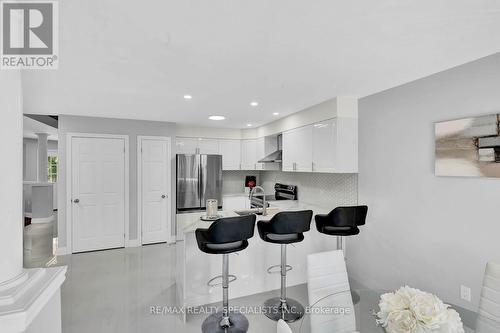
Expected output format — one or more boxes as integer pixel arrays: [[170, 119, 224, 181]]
[[312, 119, 337, 173], [219, 139, 241, 170], [176, 137, 199, 154], [282, 125, 313, 172], [255, 137, 265, 170], [311, 117, 357, 173], [176, 137, 219, 154], [197, 138, 219, 154], [240, 139, 258, 170], [282, 117, 357, 173], [175, 108, 357, 174]]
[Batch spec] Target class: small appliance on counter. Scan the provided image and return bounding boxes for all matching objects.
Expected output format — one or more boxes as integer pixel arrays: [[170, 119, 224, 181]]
[[244, 175, 256, 195], [250, 183, 298, 209]]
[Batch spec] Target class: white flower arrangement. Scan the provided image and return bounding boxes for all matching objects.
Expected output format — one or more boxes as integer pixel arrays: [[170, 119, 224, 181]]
[[376, 286, 465, 333]]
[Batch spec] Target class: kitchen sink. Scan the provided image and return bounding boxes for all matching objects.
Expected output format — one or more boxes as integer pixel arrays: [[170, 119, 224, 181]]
[[234, 208, 263, 216], [234, 207, 281, 216]]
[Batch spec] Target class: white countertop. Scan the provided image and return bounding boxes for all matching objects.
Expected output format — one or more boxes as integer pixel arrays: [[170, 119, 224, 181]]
[[177, 200, 331, 235], [221, 192, 249, 197], [175, 200, 339, 309]]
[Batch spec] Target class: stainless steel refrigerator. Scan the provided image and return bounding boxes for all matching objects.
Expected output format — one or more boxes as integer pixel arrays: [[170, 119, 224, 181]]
[[176, 154, 223, 212]]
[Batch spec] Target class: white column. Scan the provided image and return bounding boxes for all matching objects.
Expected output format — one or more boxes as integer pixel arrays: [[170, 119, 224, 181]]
[[0, 71, 23, 284], [36, 133, 49, 182]]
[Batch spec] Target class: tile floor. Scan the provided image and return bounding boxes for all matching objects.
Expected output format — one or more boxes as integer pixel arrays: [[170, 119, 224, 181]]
[[55, 243, 309, 333]]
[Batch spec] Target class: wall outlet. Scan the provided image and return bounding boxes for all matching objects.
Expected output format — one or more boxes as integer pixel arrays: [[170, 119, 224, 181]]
[[460, 285, 472, 302]]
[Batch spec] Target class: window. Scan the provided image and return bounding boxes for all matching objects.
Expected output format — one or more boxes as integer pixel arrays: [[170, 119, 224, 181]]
[[48, 155, 58, 182]]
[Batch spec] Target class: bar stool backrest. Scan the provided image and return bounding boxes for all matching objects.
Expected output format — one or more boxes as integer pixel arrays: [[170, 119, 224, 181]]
[[267, 210, 313, 234], [328, 206, 367, 227], [208, 215, 256, 244]]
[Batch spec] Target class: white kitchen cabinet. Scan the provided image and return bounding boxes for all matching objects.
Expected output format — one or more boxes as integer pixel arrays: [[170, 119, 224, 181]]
[[255, 137, 265, 170], [241, 139, 257, 170], [197, 138, 219, 154], [176, 137, 199, 154], [311, 117, 358, 173], [175, 137, 219, 154], [312, 119, 336, 172], [219, 139, 241, 170], [282, 125, 313, 172]]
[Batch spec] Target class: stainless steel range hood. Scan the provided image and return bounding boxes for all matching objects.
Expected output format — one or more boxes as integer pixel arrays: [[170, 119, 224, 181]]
[[258, 150, 282, 163], [258, 134, 282, 163]]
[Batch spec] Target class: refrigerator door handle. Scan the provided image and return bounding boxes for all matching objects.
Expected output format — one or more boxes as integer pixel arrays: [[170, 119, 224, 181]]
[[199, 155, 205, 208]]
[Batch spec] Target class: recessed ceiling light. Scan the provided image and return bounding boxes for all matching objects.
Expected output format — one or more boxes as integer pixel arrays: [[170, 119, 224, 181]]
[[250, 102, 259, 107], [246, 123, 253, 127], [208, 115, 225, 121], [273, 112, 279, 116], [183, 95, 192, 100]]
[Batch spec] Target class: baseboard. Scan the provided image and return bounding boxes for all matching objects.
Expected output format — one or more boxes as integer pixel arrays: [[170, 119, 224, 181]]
[[55, 247, 68, 256], [126, 239, 140, 248], [30, 215, 56, 224]]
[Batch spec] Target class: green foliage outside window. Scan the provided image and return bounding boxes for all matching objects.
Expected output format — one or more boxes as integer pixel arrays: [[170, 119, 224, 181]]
[[48, 156, 58, 182]]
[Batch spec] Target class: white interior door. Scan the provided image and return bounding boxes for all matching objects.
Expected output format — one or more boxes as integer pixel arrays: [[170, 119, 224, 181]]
[[140, 137, 171, 245], [71, 137, 126, 253]]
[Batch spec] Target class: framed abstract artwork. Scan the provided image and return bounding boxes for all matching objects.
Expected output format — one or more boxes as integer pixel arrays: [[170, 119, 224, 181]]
[[435, 114, 500, 177]]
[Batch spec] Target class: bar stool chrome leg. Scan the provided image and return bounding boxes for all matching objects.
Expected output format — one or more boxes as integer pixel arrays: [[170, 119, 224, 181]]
[[202, 254, 249, 333], [263, 245, 305, 322]]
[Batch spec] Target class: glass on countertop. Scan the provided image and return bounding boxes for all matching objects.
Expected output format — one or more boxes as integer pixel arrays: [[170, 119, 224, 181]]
[[206, 199, 218, 217]]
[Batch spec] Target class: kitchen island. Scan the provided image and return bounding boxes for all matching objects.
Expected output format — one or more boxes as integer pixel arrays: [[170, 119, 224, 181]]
[[175, 200, 339, 319]]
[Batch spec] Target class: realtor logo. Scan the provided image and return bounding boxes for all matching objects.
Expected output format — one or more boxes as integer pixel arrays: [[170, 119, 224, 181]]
[[1, 1, 58, 69]]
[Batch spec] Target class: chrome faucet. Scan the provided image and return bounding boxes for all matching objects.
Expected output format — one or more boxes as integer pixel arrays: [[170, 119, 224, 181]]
[[250, 186, 267, 216]]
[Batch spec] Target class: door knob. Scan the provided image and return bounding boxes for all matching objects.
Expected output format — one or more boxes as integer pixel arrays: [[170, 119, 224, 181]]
[[161, 195, 167, 199], [73, 199, 80, 203]]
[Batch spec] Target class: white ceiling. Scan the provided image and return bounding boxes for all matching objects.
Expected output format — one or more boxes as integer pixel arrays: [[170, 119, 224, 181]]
[[22, 0, 500, 128], [23, 116, 58, 141]]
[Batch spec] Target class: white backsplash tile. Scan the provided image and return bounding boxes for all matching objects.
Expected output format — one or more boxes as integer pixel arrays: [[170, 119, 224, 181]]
[[260, 171, 358, 208], [222, 170, 260, 195], [223, 170, 358, 209]]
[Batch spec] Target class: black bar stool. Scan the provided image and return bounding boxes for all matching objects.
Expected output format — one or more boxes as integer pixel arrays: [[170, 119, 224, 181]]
[[195, 215, 256, 333], [315, 205, 368, 249], [257, 210, 313, 322]]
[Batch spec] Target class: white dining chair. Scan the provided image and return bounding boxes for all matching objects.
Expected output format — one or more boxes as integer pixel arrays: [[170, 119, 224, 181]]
[[476, 261, 500, 333], [277, 319, 293, 333], [307, 250, 356, 333]]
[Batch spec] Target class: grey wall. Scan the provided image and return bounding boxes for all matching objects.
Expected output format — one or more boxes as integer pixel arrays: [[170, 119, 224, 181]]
[[23, 138, 58, 181], [58, 115, 176, 248], [349, 52, 500, 311]]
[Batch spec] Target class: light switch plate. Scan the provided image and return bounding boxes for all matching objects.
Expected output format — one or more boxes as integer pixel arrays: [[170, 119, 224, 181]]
[[460, 285, 472, 302]]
